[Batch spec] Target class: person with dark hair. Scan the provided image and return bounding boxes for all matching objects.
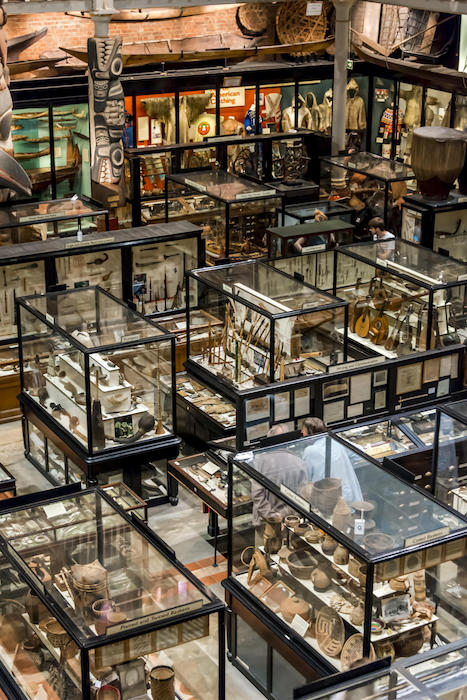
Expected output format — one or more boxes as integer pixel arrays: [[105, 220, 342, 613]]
[[368, 216, 395, 259], [301, 417, 363, 507]]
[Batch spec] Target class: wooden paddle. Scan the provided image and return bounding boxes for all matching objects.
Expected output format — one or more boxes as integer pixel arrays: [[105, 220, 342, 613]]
[[368, 301, 389, 345], [354, 296, 372, 338]]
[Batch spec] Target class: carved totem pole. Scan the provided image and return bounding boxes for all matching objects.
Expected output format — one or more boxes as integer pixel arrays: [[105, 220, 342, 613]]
[[88, 34, 125, 206]]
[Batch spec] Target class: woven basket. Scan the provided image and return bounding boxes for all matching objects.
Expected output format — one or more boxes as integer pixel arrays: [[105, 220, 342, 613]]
[[276, 0, 330, 44], [237, 4, 269, 37]]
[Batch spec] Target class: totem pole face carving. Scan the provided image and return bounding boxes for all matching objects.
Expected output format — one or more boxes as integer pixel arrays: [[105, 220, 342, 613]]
[[88, 36, 124, 185]]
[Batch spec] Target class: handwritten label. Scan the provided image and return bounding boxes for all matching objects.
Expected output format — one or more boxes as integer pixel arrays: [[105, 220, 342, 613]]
[[65, 236, 114, 249], [184, 179, 207, 192], [405, 527, 449, 547], [306, 2, 323, 14], [280, 483, 311, 512], [291, 614, 309, 636], [45, 313, 55, 325], [43, 502, 67, 519]]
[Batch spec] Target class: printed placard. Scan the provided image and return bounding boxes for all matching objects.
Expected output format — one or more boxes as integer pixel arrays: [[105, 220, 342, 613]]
[[280, 483, 311, 512]]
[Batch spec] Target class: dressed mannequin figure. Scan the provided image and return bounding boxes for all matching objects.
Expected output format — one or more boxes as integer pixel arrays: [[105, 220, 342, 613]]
[[346, 79, 366, 132], [379, 101, 404, 159], [305, 92, 322, 132], [282, 95, 312, 132], [319, 88, 333, 135]]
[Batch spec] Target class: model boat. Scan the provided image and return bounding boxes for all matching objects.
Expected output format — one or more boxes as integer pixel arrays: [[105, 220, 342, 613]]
[[62, 36, 334, 69], [7, 27, 48, 61], [28, 141, 81, 192], [353, 37, 467, 94], [67, 5, 240, 22], [16, 146, 50, 161]]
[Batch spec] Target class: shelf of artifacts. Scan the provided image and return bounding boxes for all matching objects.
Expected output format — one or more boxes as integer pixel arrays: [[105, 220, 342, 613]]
[[0, 261, 45, 343], [176, 372, 236, 430], [158, 309, 219, 373]]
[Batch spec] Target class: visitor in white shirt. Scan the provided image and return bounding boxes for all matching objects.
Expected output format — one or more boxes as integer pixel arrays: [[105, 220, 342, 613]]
[[368, 216, 395, 260]]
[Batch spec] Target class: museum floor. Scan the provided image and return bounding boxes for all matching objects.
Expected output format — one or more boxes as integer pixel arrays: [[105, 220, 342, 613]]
[[0, 420, 264, 700]]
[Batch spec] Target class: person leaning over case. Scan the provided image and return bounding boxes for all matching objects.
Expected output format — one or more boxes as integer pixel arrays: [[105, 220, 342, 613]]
[[301, 417, 363, 506], [251, 424, 307, 546]]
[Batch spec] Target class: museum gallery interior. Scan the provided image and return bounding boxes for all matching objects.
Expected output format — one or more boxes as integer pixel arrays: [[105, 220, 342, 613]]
[[0, 0, 466, 698]]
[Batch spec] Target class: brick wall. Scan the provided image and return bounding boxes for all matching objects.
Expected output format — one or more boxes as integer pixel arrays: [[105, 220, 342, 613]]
[[6, 5, 248, 59]]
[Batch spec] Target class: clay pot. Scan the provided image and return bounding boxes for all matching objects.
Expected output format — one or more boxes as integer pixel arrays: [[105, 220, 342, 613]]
[[92, 599, 115, 635], [394, 629, 424, 656], [150, 665, 176, 700], [299, 482, 314, 504], [311, 477, 342, 516], [283, 514, 300, 529], [304, 528, 320, 544], [293, 522, 310, 537], [389, 576, 409, 593], [321, 534, 337, 556], [97, 687, 121, 700], [280, 596, 310, 623], [351, 604, 365, 626], [290, 533, 308, 551], [287, 549, 318, 579], [348, 557, 361, 579], [374, 640, 395, 663], [332, 497, 351, 531], [311, 567, 331, 591], [413, 570, 426, 602], [278, 546, 293, 564], [333, 544, 349, 566], [411, 126, 467, 201]]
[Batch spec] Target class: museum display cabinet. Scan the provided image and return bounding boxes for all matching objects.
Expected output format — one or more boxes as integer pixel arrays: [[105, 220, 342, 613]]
[[0, 487, 225, 699], [185, 260, 349, 389], [0, 221, 203, 422], [175, 372, 236, 448], [335, 240, 467, 358], [333, 407, 438, 492], [401, 190, 467, 262], [0, 197, 108, 244], [294, 639, 467, 699], [266, 220, 355, 259], [17, 286, 181, 483], [319, 152, 415, 231], [125, 130, 324, 232], [12, 103, 91, 201], [225, 433, 467, 680], [0, 464, 15, 501], [432, 399, 467, 515], [283, 200, 354, 227], [166, 170, 282, 265]]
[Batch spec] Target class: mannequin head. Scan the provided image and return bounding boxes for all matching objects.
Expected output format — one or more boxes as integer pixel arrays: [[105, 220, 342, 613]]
[[347, 78, 359, 100]]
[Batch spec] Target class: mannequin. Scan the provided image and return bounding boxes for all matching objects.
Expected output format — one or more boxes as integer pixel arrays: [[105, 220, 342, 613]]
[[305, 92, 322, 132], [319, 88, 333, 135], [263, 92, 282, 131], [346, 79, 366, 132], [141, 98, 176, 145], [221, 115, 245, 137], [379, 101, 404, 158], [399, 85, 422, 161], [281, 95, 312, 132], [244, 102, 261, 135], [190, 111, 216, 142]]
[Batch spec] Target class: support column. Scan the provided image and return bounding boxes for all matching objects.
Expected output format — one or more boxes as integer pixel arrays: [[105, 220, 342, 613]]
[[88, 2, 125, 213], [331, 0, 356, 154]]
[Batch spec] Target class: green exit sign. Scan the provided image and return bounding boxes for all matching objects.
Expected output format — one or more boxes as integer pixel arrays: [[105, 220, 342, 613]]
[[347, 59, 354, 70]]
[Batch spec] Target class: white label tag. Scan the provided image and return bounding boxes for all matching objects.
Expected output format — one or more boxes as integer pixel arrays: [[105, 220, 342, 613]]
[[45, 313, 54, 325], [43, 502, 67, 519], [354, 518, 365, 536], [184, 178, 207, 192], [376, 137, 383, 144], [236, 451, 253, 462], [222, 283, 232, 294], [280, 483, 311, 512], [291, 614, 309, 637], [236, 190, 272, 200], [306, 1, 323, 15]]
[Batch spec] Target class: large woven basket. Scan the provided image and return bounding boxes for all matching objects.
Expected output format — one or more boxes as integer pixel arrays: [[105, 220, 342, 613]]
[[237, 3, 270, 37], [276, 0, 330, 44]]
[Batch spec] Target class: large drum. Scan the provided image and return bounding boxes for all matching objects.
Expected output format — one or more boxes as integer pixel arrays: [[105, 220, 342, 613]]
[[411, 126, 467, 200]]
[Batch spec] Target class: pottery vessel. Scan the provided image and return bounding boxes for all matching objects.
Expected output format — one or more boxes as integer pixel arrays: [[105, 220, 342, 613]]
[[150, 665, 176, 700], [350, 604, 364, 626], [311, 567, 331, 591], [394, 629, 424, 656], [287, 549, 318, 579], [311, 478, 342, 516], [332, 497, 351, 531], [333, 543, 349, 565], [321, 534, 337, 556], [280, 596, 310, 623]]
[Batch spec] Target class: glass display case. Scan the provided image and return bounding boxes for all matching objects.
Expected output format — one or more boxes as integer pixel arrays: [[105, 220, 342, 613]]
[[0, 487, 225, 700], [433, 399, 467, 514], [17, 286, 176, 456], [334, 418, 420, 461], [283, 200, 354, 227], [266, 220, 355, 258], [320, 152, 414, 232], [0, 464, 15, 501], [0, 197, 108, 244], [228, 433, 467, 674], [166, 170, 281, 264], [186, 260, 348, 388], [335, 240, 467, 357], [294, 640, 467, 699], [401, 190, 467, 262]]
